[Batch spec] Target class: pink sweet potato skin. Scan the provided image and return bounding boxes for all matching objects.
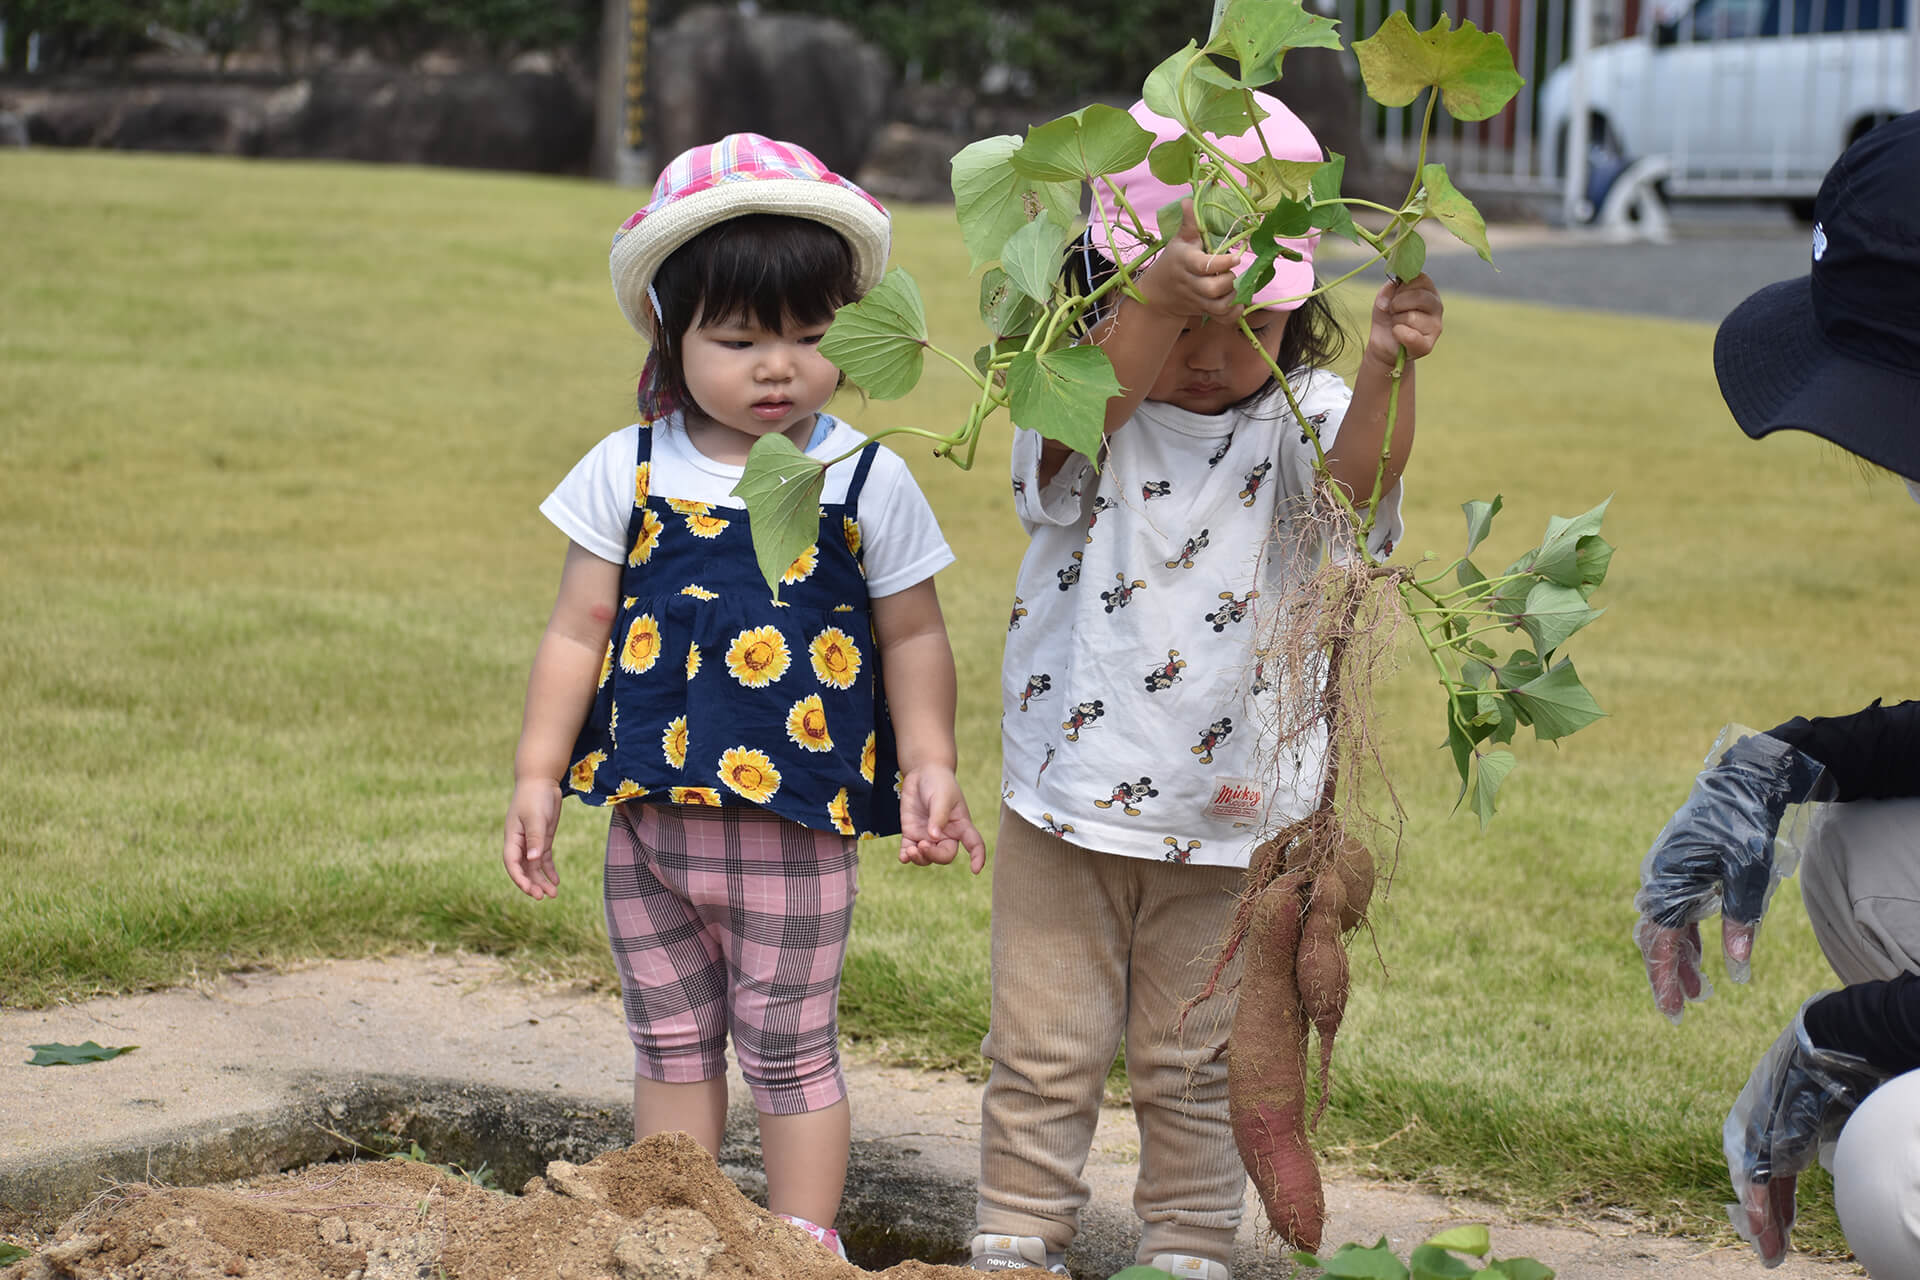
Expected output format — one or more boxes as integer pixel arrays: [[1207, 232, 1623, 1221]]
[[1296, 872, 1351, 1130], [1227, 881, 1324, 1250]]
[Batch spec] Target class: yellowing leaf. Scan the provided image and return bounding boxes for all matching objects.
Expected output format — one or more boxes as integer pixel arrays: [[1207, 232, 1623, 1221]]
[[1352, 11, 1525, 122], [1420, 163, 1493, 263]]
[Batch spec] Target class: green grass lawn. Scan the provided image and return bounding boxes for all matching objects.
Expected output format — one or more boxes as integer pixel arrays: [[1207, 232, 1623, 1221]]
[[6, 149, 1917, 1254]]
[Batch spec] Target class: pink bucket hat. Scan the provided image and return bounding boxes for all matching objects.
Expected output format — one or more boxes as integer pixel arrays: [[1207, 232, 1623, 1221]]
[[1089, 93, 1323, 311], [608, 133, 891, 336]]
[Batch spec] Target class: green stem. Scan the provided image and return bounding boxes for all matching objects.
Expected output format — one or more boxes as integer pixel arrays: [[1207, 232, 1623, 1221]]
[[1399, 577, 1479, 745], [1360, 344, 1409, 542]]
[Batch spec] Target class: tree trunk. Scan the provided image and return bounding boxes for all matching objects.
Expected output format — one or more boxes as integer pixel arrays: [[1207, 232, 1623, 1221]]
[[591, 0, 631, 181]]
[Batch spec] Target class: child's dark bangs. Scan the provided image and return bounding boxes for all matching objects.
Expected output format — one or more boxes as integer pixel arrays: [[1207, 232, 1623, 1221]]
[[685, 214, 858, 332]]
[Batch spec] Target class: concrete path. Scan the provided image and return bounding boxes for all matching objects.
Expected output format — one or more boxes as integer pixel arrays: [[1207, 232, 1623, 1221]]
[[0, 955, 1860, 1279]]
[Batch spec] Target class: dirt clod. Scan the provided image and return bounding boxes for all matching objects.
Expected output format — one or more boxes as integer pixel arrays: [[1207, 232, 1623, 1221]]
[[0, 1135, 979, 1280]]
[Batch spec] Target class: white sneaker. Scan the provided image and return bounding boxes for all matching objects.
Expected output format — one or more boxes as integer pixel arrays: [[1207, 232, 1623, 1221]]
[[967, 1233, 1071, 1273], [1148, 1253, 1231, 1280]]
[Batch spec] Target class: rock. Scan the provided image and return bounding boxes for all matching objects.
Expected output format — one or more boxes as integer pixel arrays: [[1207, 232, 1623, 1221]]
[[855, 121, 963, 204], [650, 6, 892, 177], [609, 1208, 724, 1280], [257, 67, 592, 173], [0, 67, 591, 173], [361, 1230, 438, 1280], [543, 1161, 604, 1202], [0, 111, 26, 147]]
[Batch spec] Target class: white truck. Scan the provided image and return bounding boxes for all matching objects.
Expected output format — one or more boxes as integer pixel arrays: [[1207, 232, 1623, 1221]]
[[1538, 0, 1914, 215]]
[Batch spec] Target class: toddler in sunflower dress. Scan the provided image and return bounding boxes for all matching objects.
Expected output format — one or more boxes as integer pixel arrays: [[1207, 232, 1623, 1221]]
[[501, 134, 986, 1262]]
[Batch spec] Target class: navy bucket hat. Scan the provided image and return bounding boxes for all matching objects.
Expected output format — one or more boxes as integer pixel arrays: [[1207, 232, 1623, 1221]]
[[1714, 111, 1920, 483]]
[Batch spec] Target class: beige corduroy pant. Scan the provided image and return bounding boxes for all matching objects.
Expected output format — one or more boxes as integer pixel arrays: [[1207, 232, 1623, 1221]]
[[975, 807, 1248, 1266]]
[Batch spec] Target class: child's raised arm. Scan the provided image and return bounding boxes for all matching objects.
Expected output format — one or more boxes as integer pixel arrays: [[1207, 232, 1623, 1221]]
[[503, 541, 622, 899], [1322, 273, 1444, 508], [1036, 200, 1239, 487], [870, 579, 986, 874]]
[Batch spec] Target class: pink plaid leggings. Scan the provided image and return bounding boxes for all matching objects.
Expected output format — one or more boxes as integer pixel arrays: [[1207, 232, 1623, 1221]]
[[604, 802, 859, 1115]]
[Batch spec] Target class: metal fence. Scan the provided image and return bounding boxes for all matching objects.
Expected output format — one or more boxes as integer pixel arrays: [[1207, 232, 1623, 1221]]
[[1325, 0, 1919, 225]]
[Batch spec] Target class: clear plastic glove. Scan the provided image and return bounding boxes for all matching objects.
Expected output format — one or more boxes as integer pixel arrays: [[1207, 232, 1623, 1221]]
[[1633, 726, 1824, 1021], [1723, 996, 1888, 1267]]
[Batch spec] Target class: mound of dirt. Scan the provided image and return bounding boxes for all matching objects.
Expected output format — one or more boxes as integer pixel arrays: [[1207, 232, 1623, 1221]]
[[0, 1133, 979, 1280]]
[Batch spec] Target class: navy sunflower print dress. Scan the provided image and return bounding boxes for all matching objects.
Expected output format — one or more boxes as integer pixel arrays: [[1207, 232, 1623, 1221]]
[[565, 422, 902, 838]]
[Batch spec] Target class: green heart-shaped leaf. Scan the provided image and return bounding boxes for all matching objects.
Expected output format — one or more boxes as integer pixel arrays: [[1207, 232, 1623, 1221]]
[[1530, 497, 1611, 586], [1148, 135, 1198, 186], [1011, 103, 1155, 183], [1466, 747, 1514, 828], [1001, 216, 1073, 305], [1482, 1258, 1556, 1280], [950, 134, 1081, 274], [1006, 345, 1122, 461], [1352, 11, 1525, 121], [1515, 580, 1603, 656], [731, 434, 827, 599], [1507, 659, 1605, 741], [818, 267, 927, 401], [1208, 0, 1345, 84], [1144, 41, 1264, 137], [1387, 226, 1428, 280]]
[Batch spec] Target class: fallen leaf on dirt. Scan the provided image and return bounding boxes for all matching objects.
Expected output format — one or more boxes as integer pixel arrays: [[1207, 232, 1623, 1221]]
[[25, 1041, 136, 1067]]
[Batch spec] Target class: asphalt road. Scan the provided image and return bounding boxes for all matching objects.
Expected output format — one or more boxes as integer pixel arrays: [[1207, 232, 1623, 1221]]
[[1420, 207, 1816, 323]]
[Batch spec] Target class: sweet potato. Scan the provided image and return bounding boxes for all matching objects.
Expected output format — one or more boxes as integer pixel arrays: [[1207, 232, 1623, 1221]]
[[1296, 869, 1351, 1130], [1227, 879, 1324, 1251], [1331, 835, 1374, 934]]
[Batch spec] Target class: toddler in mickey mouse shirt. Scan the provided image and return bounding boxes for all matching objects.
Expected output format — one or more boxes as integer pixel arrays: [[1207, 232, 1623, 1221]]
[[971, 94, 1444, 1278]]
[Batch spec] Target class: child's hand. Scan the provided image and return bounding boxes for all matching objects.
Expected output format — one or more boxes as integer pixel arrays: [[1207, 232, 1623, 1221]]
[[897, 765, 987, 874], [1135, 199, 1240, 322], [503, 776, 563, 899], [1365, 273, 1445, 367]]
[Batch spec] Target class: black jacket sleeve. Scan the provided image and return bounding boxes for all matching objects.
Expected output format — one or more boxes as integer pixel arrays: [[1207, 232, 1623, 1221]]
[[1765, 699, 1920, 802], [1805, 972, 1920, 1076]]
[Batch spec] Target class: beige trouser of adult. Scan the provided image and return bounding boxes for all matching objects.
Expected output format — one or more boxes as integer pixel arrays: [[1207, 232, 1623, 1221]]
[[1797, 798, 1920, 1277], [976, 807, 1247, 1266]]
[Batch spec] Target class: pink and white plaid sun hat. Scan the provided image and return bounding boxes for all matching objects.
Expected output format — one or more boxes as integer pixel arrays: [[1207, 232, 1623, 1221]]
[[1090, 92, 1324, 311], [609, 133, 892, 335]]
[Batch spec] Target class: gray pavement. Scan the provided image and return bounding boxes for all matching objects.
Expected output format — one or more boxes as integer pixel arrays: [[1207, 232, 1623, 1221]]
[[1324, 202, 1817, 323], [0, 955, 1859, 1279]]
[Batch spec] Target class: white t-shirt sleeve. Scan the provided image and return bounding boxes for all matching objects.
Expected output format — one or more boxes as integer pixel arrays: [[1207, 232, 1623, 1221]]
[[854, 447, 956, 597], [1010, 427, 1095, 531], [1277, 369, 1404, 557], [538, 426, 636, 565]]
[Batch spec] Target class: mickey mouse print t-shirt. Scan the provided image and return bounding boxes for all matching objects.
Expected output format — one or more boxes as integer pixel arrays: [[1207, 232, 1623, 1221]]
[[999, 370, 1401, 869]]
